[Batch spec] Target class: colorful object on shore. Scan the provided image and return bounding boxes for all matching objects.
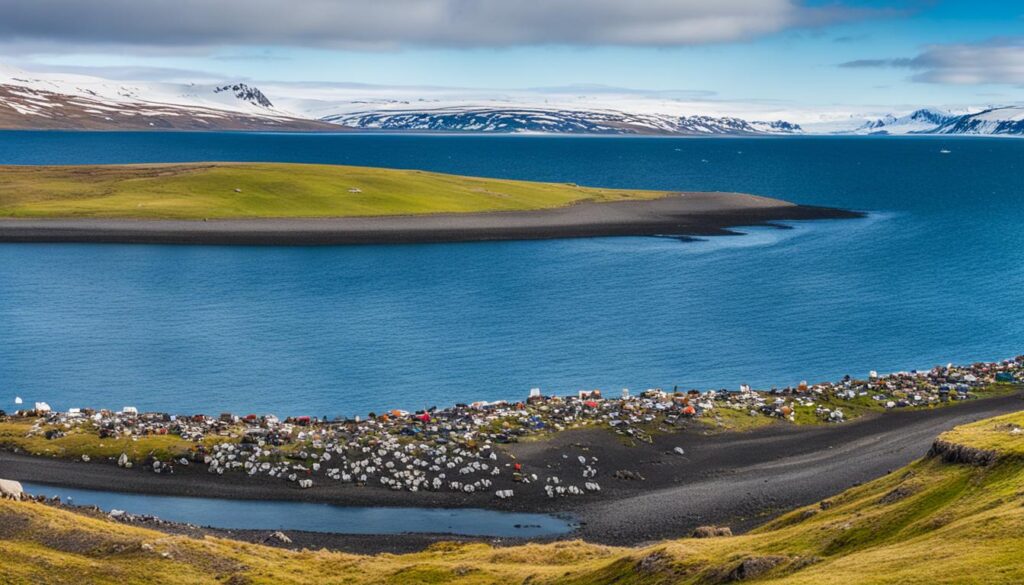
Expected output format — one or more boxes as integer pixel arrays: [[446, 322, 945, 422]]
[[2, 355, 1021, 501]]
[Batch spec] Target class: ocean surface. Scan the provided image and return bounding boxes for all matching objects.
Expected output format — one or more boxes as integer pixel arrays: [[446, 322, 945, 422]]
[[0, 131, 1021, 416]]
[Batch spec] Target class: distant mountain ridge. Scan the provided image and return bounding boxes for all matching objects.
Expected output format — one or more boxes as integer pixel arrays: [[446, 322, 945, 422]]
[[854, 109, 960, 134], [0, 64, 338, 131], [851, 107, 1024, 136], [323, 107, 803, 135], [2, 63, 1024, 136]]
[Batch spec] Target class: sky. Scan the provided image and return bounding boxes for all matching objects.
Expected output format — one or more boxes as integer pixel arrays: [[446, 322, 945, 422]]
[[1, 0, 1022, 116]]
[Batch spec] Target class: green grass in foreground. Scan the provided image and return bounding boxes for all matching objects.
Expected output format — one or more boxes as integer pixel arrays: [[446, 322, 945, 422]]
[[937, 410, 1024, 458], [0, 163, 670, 219], [2, 409, 1023, 584], [700, 383, 1020, 433], [0, 419, 232, 462]]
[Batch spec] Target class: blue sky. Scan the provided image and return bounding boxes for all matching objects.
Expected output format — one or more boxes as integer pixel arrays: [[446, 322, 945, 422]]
[[4, 0, 1023, 110]]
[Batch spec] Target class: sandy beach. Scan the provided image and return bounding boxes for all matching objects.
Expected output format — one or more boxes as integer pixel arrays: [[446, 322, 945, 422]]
[[0, 192, 861, 245], [3, 390, 1019, 553]]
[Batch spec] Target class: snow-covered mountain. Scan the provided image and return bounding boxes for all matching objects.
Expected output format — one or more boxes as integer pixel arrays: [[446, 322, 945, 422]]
[[322, 107, 802, 135], [845, 107, 1024, 136], [0, 63, 806, 135], [3, 63, 1024, 136], [931, 107, 1024, 135], [0, 64, 337, 131], [850, 109, 962, 135]]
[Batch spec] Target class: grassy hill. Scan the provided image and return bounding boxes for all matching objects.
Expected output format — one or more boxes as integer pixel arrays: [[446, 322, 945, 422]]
[[0, 163, 669, 220], [1, 410, 1022, 584]]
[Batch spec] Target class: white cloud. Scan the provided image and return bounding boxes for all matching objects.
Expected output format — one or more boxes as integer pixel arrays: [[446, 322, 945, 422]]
[[840, 38, 1024, 86], [0, 0, 881, 51], [910, 39, 1024, 85]]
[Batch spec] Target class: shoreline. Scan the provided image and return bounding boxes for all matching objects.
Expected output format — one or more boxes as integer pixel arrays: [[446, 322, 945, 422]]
[[0, 192, 862, 245], [3, 356, 1019, 554], [3, 392, 1021, 552]]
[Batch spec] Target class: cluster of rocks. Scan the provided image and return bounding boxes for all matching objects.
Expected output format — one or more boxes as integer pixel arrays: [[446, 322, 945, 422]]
[[4, 356, 1019, 501], [106, 508, 177, 526]]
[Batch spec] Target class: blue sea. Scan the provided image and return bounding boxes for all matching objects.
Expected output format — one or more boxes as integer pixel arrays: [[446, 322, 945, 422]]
[[0, 132, 1021, 416]]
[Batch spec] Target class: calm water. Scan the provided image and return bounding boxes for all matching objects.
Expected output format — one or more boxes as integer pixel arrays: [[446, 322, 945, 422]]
[[0, 132, 1022, 416], [20, 482, 573, 537]]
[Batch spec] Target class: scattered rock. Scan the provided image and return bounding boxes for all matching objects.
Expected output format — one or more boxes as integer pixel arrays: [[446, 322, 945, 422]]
[[613, 470, 645, 481], [926, 513, 954, 530], [636, 551, 671, 575], [878, 484, 919, 505], [264, 531, 292, 545], [726, 556, 786, 581], [692, 525, 732, 538], [799, 509, 818, 521]]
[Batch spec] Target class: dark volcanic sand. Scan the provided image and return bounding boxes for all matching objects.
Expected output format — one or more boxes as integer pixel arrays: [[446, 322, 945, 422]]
[[2, 392, 1019, 554], [0, 192, 861, 245]]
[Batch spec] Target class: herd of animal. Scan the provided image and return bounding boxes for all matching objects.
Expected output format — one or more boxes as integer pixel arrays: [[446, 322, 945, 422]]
[[3, 356, 1020, 502]]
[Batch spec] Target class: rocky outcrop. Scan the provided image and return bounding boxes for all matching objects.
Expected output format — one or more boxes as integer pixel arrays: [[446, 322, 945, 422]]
[[214, 83, 274, 108], [725, 556, 787, 581], [927, 440, 998, 466]]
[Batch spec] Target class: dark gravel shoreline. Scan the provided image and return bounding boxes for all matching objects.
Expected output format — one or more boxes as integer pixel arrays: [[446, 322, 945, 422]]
[[2, 391, 1019, 554], [0, 192, 861, 245]]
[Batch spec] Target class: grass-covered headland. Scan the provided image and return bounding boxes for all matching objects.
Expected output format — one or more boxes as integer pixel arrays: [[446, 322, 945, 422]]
[[0, 163, 668, 219], [2, 410, 1023, 584]]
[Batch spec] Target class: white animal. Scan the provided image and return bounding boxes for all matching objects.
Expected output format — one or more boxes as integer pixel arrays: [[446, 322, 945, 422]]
[[0, 479, 24, 500]]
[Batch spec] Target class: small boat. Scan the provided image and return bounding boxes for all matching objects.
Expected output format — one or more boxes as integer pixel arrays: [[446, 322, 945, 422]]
[[939, 149, 952, 154]]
